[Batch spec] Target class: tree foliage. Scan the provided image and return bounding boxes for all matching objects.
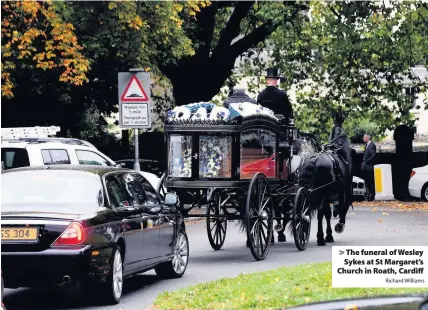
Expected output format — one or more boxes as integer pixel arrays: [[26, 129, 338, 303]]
[[239, 1, 428, 141], [1, 1, 208, 138], [161, 1, 307, 105], [1, 1, 89, 98]]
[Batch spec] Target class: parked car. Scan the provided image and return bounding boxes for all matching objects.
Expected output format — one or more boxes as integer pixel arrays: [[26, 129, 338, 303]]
[[1, 165, 189, 304], [1, 137, 119, 170], [352, 176, 366, 200], [1, 271, 4, 310], [409, 164, 428, 201], [116, 159, 164, 177]]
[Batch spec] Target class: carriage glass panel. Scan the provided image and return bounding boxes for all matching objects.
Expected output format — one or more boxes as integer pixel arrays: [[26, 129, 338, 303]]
[[168, 135, 193, 178], [240, 129, 277, 179], [198, 135, 232, 178]]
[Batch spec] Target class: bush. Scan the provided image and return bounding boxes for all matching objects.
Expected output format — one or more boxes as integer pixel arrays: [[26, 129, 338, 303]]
[[344, 117, 385, 143]]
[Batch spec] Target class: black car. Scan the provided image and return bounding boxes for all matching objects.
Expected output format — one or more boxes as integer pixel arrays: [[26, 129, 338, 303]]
[[1, 165, 189, 304], [116, 159, 164, 178]]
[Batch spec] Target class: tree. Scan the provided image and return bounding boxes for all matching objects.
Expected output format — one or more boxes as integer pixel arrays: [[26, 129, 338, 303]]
[[1, 1, 208, 138], [1, 1, 89, 98], [237, 1, 427, 141], [159, 1, 307, 106]]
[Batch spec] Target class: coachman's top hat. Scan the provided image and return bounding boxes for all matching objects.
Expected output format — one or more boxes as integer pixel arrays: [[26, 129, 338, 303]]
[[266, 67, 280, 78]]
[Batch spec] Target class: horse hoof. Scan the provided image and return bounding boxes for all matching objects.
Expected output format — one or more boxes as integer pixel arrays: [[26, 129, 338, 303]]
[[333, 210, 338, 218], [317, 239, 326, 246], [325, 235, 335, 243], [278, 234, 286, 242]]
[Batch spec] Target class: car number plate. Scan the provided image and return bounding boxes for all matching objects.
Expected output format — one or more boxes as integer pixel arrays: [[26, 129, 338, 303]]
[[353, 190, 365, 196], [1, 227, 39, 241]]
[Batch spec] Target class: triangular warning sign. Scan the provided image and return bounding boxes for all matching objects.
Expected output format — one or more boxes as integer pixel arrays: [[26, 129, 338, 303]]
[[121, 75, 149, 102]]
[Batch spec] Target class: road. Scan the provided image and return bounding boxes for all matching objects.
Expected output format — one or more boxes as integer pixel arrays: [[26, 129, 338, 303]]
[[3, 206, 428, 310]]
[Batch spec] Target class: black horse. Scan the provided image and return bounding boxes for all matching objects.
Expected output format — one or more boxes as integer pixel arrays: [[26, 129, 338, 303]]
[[297, 122, 353, 245]]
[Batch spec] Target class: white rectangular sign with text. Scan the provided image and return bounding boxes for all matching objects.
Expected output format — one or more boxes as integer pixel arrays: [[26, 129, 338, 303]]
[[332, 246, 427, 288]]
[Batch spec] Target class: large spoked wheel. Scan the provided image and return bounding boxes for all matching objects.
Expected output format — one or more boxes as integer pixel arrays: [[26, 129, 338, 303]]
[[206, 189, 227, 250], [156, 173, 167, 200], [293, 187, 312, 251], [245, 173, 274, 261]]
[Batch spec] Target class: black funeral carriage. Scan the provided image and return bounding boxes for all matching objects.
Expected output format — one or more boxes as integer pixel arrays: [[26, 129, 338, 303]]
[[161, 115, 320, 261]]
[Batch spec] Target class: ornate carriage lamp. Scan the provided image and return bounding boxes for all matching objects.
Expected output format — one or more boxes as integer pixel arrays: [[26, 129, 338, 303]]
[[287, 119, 300, 152]]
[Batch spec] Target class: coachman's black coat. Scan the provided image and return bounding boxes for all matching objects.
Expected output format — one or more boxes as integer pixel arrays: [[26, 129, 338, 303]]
[[257, 86, 293, 120]]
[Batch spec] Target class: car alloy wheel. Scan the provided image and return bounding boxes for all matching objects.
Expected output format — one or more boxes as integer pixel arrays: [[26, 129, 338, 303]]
[[172, 232, 188, 275], [424, 186, 428, 201], [112, 250, 123, 301]]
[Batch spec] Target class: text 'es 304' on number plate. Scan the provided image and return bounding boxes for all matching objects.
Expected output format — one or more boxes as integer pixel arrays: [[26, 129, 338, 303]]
[[1, 227, 39, 242]]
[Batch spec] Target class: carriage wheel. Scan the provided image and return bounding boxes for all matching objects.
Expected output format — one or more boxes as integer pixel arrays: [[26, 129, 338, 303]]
[[246, 173, 274, 261], [156, 173, 167, 200], [206, 189, 227, 250], [293, 187, 312, 251]]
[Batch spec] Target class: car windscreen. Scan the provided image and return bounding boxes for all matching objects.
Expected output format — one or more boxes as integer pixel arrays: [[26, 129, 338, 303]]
[[1, 148, 30, 170], [1, 170, 103, 210]]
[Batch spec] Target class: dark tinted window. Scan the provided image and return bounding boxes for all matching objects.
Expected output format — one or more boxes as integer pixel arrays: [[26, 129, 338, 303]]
[[1, 148, 30, 170], [41, 149, 70, 165], [135, 174, 160, 205], [120, 173, 146, 205], [105, 173, 146, 208], [75, 150, 110, 166]]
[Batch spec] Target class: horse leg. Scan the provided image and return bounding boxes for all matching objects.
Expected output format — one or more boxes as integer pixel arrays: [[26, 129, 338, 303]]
[[324, 201, 334, 243], [317, 206, 326, 246], [278, 215, 287, 243]]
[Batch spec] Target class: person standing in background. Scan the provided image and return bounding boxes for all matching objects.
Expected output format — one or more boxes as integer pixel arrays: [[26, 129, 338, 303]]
[[223, 86, 256, 108], [362, 134, 376, 201]]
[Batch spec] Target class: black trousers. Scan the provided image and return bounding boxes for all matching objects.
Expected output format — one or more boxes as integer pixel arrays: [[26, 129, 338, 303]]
[[363, 169, 375, 200]]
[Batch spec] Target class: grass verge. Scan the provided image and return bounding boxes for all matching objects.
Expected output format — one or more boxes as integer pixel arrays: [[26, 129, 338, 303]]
[[153, 262, 426, 310]]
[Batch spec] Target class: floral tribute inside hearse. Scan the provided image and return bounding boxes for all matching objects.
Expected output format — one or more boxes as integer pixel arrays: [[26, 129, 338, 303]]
[[164, 102, 281, 186]]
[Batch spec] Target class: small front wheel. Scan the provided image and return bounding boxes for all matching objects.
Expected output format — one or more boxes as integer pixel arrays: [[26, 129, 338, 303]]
[[155, 228, 189, 278], [206, 189, 227, 250]]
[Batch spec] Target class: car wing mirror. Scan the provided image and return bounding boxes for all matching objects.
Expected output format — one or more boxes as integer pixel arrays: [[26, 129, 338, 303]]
[[164, 193, 178, 206]]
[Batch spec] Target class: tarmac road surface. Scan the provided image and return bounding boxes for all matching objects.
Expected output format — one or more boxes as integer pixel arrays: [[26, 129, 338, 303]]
[[3, 206, 428, 310]]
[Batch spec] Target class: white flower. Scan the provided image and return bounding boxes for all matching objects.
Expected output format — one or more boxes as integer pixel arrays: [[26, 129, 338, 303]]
[[191, 107, 208, 121], [172, 106, 191, 120], [209, 106, 230, 120]]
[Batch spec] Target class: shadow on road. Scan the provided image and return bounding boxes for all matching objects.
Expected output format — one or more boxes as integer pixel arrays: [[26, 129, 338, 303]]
[[3, 274, 163, 310]]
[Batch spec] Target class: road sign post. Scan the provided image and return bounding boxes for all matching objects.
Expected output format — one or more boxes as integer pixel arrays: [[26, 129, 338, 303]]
[[118, 69, 152, 171]]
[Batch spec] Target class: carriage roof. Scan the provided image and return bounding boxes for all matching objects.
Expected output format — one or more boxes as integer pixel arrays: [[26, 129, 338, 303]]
[[164, 102, 281, 133]]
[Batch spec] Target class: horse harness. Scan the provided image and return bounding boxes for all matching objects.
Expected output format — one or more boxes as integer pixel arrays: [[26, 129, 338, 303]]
[[302, 144, 349, 190]]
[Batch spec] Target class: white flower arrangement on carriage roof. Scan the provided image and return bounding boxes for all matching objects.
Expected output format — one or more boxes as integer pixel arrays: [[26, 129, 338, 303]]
[[166, 102, 277, 124]]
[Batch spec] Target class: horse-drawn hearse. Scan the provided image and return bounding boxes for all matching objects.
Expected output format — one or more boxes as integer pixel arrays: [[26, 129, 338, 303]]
[[157, 101, 339, 261]]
